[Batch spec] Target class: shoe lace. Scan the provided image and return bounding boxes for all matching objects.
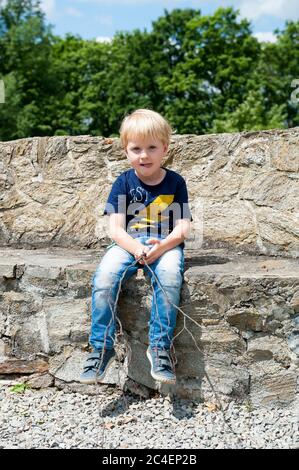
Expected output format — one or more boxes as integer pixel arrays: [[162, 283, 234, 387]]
[[153, 349, 174, 372], [83, 352, 103, 372]]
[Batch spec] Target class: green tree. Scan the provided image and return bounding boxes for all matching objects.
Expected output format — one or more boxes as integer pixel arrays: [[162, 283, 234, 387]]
[[0, 0, 58, 139], [211, 89, 287, 133], [259, 21, 299, 128], [50, 34, 112, 136], [150, 8, 205, 132], [103, 29, 162, 135], [149, 8, 263, 133]]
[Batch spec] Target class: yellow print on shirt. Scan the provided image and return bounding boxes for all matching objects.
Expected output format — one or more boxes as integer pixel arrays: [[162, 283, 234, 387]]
[[130, 195, 174, 229]]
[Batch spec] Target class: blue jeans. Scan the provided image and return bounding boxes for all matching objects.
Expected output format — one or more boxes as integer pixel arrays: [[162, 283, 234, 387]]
[[89, 235, 184, 351]]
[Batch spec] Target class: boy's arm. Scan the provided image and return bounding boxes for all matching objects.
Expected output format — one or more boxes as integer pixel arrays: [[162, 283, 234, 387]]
[[159, 218, 191, 251], [108, 213, 147, 256]]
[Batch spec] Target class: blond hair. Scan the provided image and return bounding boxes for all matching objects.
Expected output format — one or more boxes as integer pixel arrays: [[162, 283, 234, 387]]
[[120, 109, 173, 149]]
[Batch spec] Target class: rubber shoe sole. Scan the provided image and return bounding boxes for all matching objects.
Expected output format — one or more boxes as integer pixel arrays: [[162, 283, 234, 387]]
[[79, 354, 116, 384], [146, 348, 176, 385]]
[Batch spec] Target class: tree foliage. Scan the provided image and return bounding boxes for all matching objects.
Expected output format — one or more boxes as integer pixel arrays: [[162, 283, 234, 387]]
[[0, 1, 298, 140]]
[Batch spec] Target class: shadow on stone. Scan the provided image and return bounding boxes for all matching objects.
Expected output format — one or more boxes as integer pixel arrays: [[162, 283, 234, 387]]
[[185, 254, 232, 268], [99, 390, 197, 422]]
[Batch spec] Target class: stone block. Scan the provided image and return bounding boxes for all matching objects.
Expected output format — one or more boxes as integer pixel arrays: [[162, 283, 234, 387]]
[[246, 335, 291, 366], [42, 298, 90, 353], [249, 362, 297, 406], [270, 136, 299, 172], [25, 372, 54, 389], [0, 358, 48, 374]]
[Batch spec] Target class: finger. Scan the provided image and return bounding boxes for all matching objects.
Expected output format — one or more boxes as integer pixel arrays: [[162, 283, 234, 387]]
[[146, 238, 160, 245], [143, 253, 155, 263]]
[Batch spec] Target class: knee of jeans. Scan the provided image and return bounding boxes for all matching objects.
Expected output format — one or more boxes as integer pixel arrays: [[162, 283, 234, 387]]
[[155, 270, 183, 289], [92, 269, 119, 290]]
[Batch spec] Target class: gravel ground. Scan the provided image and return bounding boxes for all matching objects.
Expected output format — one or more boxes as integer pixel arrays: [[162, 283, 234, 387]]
[[0, 384, 298, 449]]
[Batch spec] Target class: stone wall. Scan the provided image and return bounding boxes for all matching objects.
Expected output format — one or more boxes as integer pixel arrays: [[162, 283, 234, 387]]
[[0, 127, 298, 257], [0, 128, 298, 406]]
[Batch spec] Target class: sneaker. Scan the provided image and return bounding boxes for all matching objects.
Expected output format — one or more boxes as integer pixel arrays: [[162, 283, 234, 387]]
[[146, 346, 176, 384], [79, 348, 116, 384]]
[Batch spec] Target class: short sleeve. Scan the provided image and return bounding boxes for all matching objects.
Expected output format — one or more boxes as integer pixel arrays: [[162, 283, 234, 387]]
[[175, 178, 193, 221], [102, 175, 127, 216]]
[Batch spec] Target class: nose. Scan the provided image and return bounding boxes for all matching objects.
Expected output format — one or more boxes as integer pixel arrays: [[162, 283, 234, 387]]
[[140, 150, 149, 160]]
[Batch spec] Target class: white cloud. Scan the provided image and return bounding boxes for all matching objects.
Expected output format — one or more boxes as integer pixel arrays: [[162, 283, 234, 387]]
[[239, 0, 299, 21], [96, 36, 113, 43], [65, 7, 83, 18], [41, 0, 57, 20], [253, 31, 277, 43]]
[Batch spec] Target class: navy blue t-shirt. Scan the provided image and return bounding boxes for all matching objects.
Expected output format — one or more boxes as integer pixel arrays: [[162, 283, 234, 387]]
[[103, 167, 192, 249]]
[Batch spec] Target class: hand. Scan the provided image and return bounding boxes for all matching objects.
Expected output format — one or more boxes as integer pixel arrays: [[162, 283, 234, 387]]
[[142, 238, 165, 265], [134, 245, 150, 265]]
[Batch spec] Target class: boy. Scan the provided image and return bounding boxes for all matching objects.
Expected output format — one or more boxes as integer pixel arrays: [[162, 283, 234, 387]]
[[80, 109, 192, 385]]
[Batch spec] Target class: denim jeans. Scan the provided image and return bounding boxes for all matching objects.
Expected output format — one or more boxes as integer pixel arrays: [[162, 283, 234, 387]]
[[89, 235, 184, 351]]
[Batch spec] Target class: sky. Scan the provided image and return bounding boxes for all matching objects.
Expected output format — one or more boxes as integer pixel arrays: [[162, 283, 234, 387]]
[[40, 0, 299, 43]]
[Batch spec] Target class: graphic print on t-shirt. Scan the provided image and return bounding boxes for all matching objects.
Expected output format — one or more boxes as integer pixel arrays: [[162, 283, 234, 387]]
[[129, 194, 174, 231], [129, 186, 148, 203]]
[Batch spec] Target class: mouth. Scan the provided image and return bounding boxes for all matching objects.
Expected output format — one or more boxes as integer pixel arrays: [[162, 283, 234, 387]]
[[140, 163, 152, 168]]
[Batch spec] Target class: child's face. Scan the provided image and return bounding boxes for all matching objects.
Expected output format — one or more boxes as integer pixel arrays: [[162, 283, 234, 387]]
[[125, 136, 168, 180]]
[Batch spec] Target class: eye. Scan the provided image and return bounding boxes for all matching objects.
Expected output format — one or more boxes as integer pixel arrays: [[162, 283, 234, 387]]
[[149, 146, 156, 149]]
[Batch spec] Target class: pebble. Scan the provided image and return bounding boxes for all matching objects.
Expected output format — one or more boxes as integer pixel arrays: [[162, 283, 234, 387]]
[[0, 385, 298, 449]]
